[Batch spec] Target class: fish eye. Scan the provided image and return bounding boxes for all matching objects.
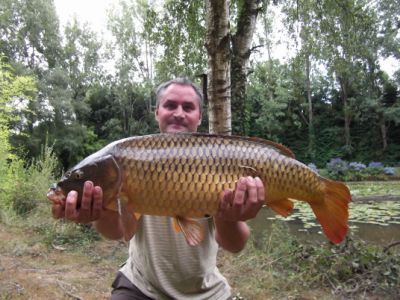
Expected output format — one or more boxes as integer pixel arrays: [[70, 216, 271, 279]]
[[73, 170, 84, 180]]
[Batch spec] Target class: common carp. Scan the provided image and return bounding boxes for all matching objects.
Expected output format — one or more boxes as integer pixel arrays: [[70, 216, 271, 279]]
[[48, 133, 351, 245]]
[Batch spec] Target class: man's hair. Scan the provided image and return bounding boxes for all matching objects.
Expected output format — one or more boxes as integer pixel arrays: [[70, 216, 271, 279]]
[[155, 78, 204, 114]]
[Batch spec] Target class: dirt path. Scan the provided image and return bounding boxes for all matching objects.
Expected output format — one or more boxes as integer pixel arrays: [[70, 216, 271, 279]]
[[0, 224, 127, 300]]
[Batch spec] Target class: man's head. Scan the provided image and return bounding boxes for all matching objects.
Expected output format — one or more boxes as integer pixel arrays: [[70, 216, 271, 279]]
[[155, 78, 203, 133]]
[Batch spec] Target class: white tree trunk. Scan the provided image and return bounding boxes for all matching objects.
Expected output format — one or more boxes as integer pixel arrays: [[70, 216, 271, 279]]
[[206, 0, 231, 135]]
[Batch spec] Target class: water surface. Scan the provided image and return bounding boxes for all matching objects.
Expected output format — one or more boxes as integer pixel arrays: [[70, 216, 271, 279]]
[[249, 200, 400, 245]]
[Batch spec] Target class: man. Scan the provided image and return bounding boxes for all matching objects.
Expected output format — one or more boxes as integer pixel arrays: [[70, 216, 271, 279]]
[[51, 78, 265, 299]]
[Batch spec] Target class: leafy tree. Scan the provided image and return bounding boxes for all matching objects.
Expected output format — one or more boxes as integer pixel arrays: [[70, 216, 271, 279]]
[[248, 60, 291, 141], [315, 0, 381, 156], [63, 18, 104, 109], [0, 0, 62, 70], [152, 0, 207, 81]]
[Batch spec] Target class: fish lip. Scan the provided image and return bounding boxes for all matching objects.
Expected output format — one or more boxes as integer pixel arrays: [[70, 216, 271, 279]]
[[47, 184, 66, 202]]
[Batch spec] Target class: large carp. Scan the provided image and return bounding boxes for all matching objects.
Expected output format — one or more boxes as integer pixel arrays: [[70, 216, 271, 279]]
[[48, 133, 351, 245]]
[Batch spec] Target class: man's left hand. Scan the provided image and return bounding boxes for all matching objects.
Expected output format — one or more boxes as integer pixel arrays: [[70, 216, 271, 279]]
[[217, 176, 265, 222]]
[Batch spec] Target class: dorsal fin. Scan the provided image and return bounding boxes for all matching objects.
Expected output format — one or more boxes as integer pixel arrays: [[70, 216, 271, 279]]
[[188, 133, 295, 158]]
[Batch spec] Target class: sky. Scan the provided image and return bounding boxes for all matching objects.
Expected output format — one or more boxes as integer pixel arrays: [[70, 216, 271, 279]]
[[54, 0, 114, 32]]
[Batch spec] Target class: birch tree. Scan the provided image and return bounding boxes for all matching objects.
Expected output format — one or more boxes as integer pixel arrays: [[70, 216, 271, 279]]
[[231, 0, 262, 135], [206, 0, 264, 135], [206, 0, 231, 134]]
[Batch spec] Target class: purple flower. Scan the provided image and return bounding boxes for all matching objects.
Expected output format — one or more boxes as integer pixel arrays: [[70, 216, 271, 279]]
[[368, 161, 384, 169], [326, 158, 348, 175], [349, 162, 366, 171], [383, 167, 396, 175]]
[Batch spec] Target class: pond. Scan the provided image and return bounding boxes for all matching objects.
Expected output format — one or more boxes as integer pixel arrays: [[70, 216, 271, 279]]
[[249, 199, 400, 245]]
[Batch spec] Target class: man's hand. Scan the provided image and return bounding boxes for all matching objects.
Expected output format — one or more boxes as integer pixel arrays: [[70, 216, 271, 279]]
[[214, 176, 265, 252], [50, 181, 103, 224], [217, 176, 265, 222]]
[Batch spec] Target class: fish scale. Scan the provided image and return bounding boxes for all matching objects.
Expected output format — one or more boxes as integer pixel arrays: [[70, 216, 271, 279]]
[[115, 134, 304, 217], [50, 133, 351, 245]]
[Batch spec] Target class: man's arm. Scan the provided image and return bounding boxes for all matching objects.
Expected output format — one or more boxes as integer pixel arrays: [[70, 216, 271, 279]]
[[214, 177, 265, 253], [50, 181, 136, 240]]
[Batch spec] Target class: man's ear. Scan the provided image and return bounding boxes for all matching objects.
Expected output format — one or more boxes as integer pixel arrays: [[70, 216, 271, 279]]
[[155, 107, 159, 122], [198, 114, 202, 126]]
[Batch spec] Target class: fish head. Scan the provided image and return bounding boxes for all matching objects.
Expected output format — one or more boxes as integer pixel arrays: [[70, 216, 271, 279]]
[[49, 154, 121, 209]]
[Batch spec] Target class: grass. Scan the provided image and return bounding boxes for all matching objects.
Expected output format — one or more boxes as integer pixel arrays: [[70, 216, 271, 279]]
[[346, 181, 400, 197]]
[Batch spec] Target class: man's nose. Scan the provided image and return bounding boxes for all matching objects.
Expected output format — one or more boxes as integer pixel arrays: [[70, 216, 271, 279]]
[[173, 106, 184, 118]]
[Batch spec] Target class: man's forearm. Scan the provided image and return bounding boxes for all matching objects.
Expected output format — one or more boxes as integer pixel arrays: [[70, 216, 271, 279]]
[[94, 210, 125, 240], [214, 218, 250, 253]]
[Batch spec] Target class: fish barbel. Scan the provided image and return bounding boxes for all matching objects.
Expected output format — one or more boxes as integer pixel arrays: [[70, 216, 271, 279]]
[[48, 133, 351, 245]]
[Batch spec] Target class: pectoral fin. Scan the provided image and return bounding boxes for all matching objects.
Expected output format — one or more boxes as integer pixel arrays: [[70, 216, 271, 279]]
[[175, 216, 204, 246], [118, 199, 137, 242]]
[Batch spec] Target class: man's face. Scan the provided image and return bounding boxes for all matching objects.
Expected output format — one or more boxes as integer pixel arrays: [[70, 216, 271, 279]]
[[155, 83, 202, 133]]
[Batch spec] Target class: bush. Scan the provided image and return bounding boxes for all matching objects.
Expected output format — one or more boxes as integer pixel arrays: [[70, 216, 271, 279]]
[[326, 158, 349, 179], [384, 167, 396, 175], [0, 144, 60, 216], [325, 158, 397, 181]]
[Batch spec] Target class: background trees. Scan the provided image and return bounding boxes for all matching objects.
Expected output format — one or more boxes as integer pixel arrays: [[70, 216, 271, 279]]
[[0, 0, 398, 169]]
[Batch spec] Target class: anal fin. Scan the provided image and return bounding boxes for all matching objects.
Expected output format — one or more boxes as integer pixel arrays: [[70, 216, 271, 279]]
[[118, 199, 137, 242], [267, 198, 294, 217]]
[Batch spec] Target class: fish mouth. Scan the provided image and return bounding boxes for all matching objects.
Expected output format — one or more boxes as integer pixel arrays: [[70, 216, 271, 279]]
[[47, 184, 66, 203]]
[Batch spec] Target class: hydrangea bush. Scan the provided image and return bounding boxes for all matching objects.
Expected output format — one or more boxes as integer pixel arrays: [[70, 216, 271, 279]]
[[307, 163, 319, 173], [325, 158, 397, 181]]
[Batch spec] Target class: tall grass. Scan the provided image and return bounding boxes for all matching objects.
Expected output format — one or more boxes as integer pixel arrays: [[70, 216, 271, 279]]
[[0, 143, 101, 248]]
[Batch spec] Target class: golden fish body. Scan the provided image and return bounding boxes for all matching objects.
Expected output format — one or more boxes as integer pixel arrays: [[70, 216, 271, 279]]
[[114, 134, 320, 216], [51, 133, 351, 244]]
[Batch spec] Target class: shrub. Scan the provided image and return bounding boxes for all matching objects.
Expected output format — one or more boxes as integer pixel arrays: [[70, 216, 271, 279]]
[[325, 158, 396, 181], [0, 144, 60, 216], [383, 167, 396, 176], [366, 161, 385, 176], [349, 161, 366, 171], [326, 158, 349, 179]]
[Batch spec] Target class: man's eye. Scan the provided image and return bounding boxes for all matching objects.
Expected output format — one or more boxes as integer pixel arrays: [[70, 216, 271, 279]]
[[183, 105, 194, 111], [165, 103, 176, 110]]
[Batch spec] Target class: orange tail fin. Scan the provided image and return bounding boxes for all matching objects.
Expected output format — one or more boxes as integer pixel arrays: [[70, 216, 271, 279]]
[[310, 178, 351, 244]]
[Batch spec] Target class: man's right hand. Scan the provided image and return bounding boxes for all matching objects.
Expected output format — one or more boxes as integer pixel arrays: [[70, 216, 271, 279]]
[[50, 181, 103, 224]]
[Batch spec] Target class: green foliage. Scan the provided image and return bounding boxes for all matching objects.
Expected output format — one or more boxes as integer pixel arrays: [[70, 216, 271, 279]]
[[0, 0, 62, 68], [0, 58, 38, 214], [1, 143, 59, 216], [150, 0, 207, 80], [0, 57, 36, 127]]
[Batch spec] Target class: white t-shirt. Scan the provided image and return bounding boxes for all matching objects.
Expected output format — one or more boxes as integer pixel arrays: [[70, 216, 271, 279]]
[[120, 215, 231, 300]]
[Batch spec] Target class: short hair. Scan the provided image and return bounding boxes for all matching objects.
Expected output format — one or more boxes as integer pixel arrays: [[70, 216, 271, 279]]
[[155, 78, 204, 114]]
